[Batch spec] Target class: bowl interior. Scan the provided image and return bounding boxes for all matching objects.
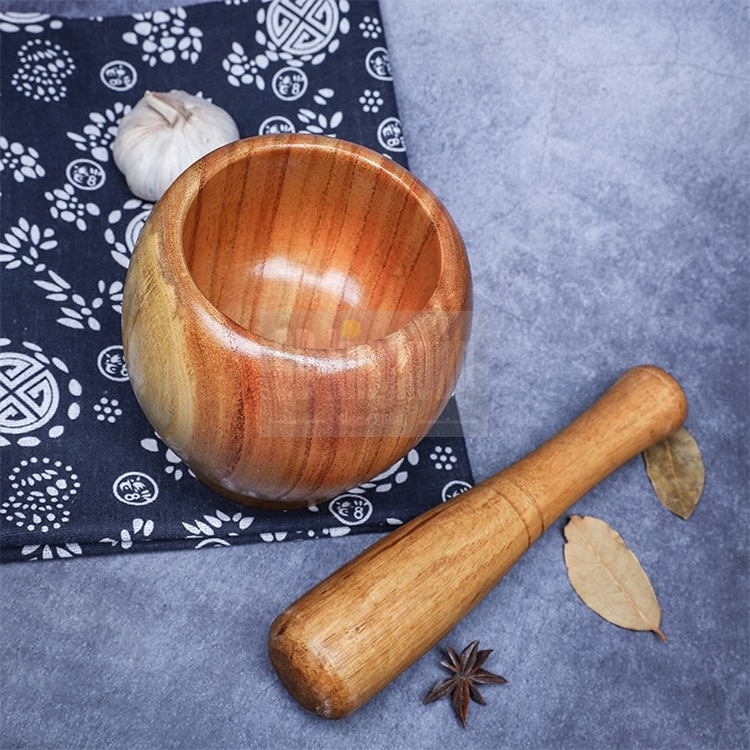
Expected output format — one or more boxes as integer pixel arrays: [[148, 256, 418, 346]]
[[181, 142, 442, 350]]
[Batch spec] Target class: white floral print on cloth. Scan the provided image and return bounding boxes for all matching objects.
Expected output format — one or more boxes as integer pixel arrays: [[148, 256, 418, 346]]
[[0, 219, 56, 271], [67, 103, 132, 162], [0, 0, 473, 563], [100, 517, 154, 550], [2, 456, 80, 532], [258, 0, 351, 64], [122, 8, 203, 67], [105, 198, 153, 269], [0, 340, 82, 448], [222, 0, 350, 92], [0, 12, 62, 34], [11, 38, 75, 101], [0, 137, 46, 184]]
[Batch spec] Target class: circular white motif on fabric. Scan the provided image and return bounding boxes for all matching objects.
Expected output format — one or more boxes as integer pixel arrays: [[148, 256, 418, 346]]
[[125, 209, 151, 251], [0, 11, 51, 24], [359, 88, 384, 114], [441, 479, 472, 503], [266, 0, 340, 57], [329, 494, 373, 526], [2, 457, 80, 533], [0, 351, 60, 435], [11, 39, 76, 102], [365, 47, 392, 81], [272, 66, 308, 101], [377, 117, 405, 152], [359, 15, 382, 39], [259, 116, 296, 135], [0, 342, 81, 446], [66, 158, 106, 191], [99, 60, 137, 91], [430, 445, 458, 470], [113, 472, 159, 506], [94, 397, 123, 424], [105, 200, 152, 269], [0, 12, 62, 33], [97, 345, 129, 382]]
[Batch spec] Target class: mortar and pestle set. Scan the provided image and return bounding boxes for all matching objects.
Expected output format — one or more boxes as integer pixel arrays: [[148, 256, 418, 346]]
[[122, 134, 687, 719]]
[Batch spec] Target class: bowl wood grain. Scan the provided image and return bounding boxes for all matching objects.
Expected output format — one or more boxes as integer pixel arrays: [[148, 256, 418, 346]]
[[122, 135, 472, 508]]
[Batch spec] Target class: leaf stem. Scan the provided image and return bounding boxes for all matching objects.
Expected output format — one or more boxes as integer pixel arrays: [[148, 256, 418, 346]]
[[653, 626, 667, 643]]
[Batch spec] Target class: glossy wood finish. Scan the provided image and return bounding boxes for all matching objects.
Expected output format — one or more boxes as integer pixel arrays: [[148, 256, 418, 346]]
[[121, 135, 472, 507], [268, 366, 687, 718]]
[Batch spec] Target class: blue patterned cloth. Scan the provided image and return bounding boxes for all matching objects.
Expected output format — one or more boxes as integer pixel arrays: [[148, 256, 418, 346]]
[[0, 0, 473, 562]]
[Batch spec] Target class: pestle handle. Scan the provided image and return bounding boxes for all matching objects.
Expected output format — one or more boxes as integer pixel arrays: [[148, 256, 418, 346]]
[[268, 366, 688, 719]]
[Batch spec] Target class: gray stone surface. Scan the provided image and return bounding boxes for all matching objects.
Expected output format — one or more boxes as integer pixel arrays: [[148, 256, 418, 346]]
[[1, 1, 748, 748]]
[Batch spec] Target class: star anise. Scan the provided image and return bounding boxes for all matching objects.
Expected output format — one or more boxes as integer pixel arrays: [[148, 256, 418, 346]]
[[423, 640, 507, 728]]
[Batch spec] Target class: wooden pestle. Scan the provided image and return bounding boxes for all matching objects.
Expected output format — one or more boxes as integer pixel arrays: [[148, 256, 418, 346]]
[[268, 365, 688, 719]]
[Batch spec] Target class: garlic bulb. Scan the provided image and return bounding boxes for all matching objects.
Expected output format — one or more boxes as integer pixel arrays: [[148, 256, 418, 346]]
[[113, 90, 240, 202]]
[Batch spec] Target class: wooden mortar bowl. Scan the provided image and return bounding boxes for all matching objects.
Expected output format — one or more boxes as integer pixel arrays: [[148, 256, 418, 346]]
[[121, 134, 472, 508]]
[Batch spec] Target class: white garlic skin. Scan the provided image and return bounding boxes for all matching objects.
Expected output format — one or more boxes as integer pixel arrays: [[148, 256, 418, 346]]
[[113, 90, 240, 202]]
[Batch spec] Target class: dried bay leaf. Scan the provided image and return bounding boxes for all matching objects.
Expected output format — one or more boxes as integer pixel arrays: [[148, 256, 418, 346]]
[[563, 515, 666, 642], [643, 427, 705, 519]]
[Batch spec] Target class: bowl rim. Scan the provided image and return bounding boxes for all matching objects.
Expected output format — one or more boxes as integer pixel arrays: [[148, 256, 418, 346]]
[[152, 133, 471, 363]]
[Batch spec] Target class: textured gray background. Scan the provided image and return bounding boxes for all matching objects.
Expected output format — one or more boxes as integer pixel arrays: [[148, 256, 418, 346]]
[[1, 1, 748, 748]]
